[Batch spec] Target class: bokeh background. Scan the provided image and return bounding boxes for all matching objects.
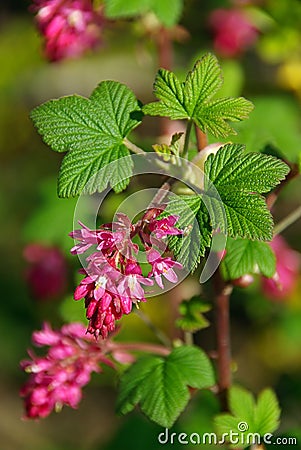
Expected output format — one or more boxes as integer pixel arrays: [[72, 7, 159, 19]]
[[1, 0, 301, 449]]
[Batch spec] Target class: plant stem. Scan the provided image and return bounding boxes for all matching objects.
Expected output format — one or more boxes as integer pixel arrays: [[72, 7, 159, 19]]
[[123, 138, 146, 155], [213, 266, 233, 411], [135, 308, 172, 348], [182, 119, 193, 158], [273, 205, 301, 235], [195, 125, 208, 151]]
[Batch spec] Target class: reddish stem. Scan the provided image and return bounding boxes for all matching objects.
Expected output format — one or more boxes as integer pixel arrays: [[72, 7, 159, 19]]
[[266, 162, 299, 210], [213, 267, 233, 411], [195, 125, 208, 151]]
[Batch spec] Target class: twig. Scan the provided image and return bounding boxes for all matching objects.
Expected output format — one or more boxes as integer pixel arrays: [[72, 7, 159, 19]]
[[195, 125, 208, 151], [273, 205, 301, 235]]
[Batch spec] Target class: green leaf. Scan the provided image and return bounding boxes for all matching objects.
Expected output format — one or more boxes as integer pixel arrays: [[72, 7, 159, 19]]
[[143, 53, 254, 138], [117, 345, 215, 428], [104, 0, 151, 18], [161, 195, 212, 272], [168, 346, 215, 389], [254, 389, 281, 435], [31, 81, 142, 197], [204, 144, 289, 241], [214, 385, 281, 448], [151, 0, 183, 27], [104, 0, 183, 27], [204, 143, 289, 194], [221, 237, 276, 280], [229, 386, 256, 426], [176, 296, 211, 332]]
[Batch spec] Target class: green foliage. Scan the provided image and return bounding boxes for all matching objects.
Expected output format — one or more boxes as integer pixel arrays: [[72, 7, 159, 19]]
[[116, 345, 215, 428], [152, 132, 183, 162], [161, 195, 212, 272], [143, 54, 254, 138], [176, 296, 211, 332], [214, 386, 281, 448], [30, 81, 142, 197], [104, 0, 184, 27], [204, 143, 289, 241], [221, 237, 276, 280]]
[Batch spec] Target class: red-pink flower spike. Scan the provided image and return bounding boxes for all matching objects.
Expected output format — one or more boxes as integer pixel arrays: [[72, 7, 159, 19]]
[[70, 212, 183, 339], [31, 0, 104, 61], [209, 8, 258, 58], [262, 235, 300, 300], [20, 322, 114, 419]]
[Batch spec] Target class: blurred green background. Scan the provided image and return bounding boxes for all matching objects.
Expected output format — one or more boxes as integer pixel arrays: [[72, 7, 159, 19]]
[[1, 0, 301, 449]]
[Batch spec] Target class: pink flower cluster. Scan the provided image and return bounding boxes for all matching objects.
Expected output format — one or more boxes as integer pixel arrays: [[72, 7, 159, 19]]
[[70, 211, 182, 339], [209, 8, 258, 58], [20, 322, 113, 419], [262, 235, 300, 300], [31, 0, 103, 61]]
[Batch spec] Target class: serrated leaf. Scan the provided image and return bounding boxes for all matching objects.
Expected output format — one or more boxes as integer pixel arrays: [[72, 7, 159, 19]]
[[104, 0, 151, 18], [203, 144, 289, 241], [144, 69, 187, 119], [143, 53, 253, 138], [168, 346, 215, 389], [205, 188, 273, 240], [221, 237, 276, 280], [162, 195, 212, 272], [116, 345, 215, 428], [176, 296, 211, 332], [31, 81, 142, 197], [205, 143, 289, 194], [184, 54, 223, 113], [214, 385, 281, 447], [229, 386, 256, 426], [254, 389, 281, 435]]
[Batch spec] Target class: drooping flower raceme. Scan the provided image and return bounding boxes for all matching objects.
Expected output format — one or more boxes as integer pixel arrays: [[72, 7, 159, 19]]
[[20, 322, 114, 419], [31, 0, 104, 61], [70, 211, 183, 339]]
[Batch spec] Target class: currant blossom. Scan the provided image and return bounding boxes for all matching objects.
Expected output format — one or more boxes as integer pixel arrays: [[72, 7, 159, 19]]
[[20, 323, 113, 419], [147, 249, 182, 289], [262, 235, 300, 300], [209, 8, 258, 58], [71, 212, 183, 339], [31, 0, 103, 61]]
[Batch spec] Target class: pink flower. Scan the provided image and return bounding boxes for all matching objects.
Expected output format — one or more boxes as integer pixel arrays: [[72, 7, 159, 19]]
[[20, 322, 113, 419], [209, 8, 258, 58], [262, 235, 300, 300], [23, 243, 68, 301], [147, 249, 182, 289], [148, 215, 182, 239], [31, 0, 103, 61], [70, 212, 183, 338]]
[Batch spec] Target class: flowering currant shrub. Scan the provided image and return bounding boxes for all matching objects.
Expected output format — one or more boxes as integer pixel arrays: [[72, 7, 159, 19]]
[[21, 1, 301, 444]]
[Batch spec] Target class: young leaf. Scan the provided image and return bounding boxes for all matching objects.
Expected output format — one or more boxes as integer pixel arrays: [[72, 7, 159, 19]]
[[30, 81, 142, 197], [221, 237, 276, 280], [161, 195, 212, 272], [214, 385, 281, 448], [116, 345, 215, 428], [143, 53, 254, 138], [254, 389, 281, 435], [176, 296, 211, 332]]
